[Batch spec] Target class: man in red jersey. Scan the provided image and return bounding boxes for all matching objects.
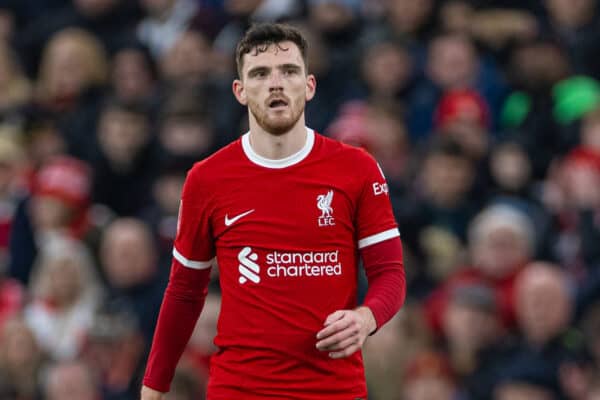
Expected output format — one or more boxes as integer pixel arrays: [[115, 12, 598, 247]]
[[141, 23, 406, 400]]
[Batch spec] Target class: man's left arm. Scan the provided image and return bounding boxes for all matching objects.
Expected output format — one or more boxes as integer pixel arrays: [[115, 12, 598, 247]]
[[316, 237, 405, 358]]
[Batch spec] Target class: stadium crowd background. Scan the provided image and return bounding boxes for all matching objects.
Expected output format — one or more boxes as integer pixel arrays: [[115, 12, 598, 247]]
[[0, 0, 600, 399]]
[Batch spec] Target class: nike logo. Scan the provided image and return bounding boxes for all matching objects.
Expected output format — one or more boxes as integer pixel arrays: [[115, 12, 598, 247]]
[[225, 209, 255, 226]]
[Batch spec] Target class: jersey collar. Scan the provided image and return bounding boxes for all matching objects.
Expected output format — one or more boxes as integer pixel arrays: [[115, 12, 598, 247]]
[[241, 127, 315, 169]]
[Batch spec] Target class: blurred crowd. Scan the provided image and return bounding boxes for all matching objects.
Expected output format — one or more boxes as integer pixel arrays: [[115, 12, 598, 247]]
[[0, 0, 599, 399]]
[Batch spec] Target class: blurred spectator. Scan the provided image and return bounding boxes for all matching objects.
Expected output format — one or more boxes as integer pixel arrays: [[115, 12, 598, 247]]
[[398, 137, 478, 294], [141, 161, 186, 258], [541, 0, 600, 79], [409, 31, 507, 140], [34, 27, 109, 159], [25, 235, 102, 360], [137, 0, 200, 57], [160, 29, 214, 87], [425, 203, 536, 333], [99, 218, 166, 343], [0, 40, 31, 118], [0, 316, 45, 399], [43, 360, 102, 400], [92, 99, 158, 216], [81, 299, 146, 400], [328, 101, 410, 186], [109, 40, 158, 105], [364, 304, 431, 400], [442, 283, 503, 377]]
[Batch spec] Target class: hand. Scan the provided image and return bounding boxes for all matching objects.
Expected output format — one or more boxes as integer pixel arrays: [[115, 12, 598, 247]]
[[315, 307, 376, 359], [141, 385, 164, 400]]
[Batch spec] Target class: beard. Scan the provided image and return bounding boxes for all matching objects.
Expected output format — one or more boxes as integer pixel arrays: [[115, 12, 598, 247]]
[[248, 96, 305, 136]]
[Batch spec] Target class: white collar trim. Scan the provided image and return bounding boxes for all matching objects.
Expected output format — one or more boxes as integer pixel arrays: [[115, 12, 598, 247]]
[[241, 127, 315, 169]]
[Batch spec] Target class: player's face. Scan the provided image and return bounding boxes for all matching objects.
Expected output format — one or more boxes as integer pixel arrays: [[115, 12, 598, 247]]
[[233, 41, 316, 136]]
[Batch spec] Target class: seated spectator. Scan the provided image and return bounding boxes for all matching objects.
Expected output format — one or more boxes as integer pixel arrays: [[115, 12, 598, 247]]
[[92, 98, 158, 216], [24, 235, 102, 360], [99, 218, 166, 344], [425, 203, 536, 333]]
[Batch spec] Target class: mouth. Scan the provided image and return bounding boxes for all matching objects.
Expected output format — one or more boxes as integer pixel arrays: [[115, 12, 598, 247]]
[[268, 98, 289, 110]]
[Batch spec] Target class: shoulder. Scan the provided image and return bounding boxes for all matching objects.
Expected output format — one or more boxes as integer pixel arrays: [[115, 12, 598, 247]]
[[187, 139, 242, 183], [316, 133, 378, 167]]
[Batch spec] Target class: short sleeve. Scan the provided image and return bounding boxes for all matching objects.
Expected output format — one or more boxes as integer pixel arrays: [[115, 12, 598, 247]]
[[355, 152, 400, 249], [172, 167, 215, 269]]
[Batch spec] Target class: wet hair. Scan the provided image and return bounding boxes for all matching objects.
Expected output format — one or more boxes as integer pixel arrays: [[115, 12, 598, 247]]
[[235, 22, 308, 78]]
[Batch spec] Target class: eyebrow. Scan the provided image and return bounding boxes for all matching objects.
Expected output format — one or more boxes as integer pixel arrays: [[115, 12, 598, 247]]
[[246, 63, 303, 77]]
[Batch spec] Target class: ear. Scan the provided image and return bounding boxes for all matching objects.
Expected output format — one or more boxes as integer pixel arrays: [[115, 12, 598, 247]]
[[305, 74, 316, 102], [232, 79, 247, 106]]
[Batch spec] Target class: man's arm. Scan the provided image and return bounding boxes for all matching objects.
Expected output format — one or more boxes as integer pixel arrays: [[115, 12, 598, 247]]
[[141, 259, 212, 398], [316, 237, 405, 357]]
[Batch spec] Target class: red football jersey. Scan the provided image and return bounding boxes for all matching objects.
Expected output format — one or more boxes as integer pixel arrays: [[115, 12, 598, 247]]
[[174, 128, 399, 399]]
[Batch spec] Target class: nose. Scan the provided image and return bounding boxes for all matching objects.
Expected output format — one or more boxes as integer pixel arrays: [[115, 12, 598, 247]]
[[268, 70, 284, 92]]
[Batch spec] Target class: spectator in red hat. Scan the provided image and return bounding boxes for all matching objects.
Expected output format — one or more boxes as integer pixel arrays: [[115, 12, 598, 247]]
[[29, 155, 92, 239], [402, 350, 458, 400], [435, 89, 491, 161]]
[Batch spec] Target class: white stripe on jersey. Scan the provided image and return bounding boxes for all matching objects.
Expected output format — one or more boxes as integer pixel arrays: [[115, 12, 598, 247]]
[[358, 228, 400, 249], [173, 248, 213, 270]]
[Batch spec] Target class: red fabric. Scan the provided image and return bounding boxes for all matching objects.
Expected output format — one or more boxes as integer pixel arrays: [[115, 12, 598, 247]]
[[0, 279, 24, 329], [435, 89, 490, 129], [143, 260, 211, 392], [361, 236, 406, 329], [424, 266, 522, 335]]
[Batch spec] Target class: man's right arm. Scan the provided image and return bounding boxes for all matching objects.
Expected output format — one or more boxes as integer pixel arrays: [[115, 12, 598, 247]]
[[141, 258, 212, 396]]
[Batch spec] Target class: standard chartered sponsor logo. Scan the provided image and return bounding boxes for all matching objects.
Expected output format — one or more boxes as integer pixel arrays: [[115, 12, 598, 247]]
[[236, 248, 342, 284], [238, 246, 260, 284]]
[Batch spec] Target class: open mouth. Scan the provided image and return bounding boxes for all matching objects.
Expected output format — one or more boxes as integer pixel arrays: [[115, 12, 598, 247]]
[[268, 98, 289, 109]]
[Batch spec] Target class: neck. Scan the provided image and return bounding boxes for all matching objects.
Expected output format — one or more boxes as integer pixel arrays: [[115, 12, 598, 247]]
[[248, 117, 307, 159]]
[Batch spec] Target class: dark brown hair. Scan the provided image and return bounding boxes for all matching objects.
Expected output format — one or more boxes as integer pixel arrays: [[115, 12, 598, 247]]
[[235, 23, 308, 78]]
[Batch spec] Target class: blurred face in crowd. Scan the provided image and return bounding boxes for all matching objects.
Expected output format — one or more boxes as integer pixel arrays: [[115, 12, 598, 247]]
[[112, 48, 154, 102], [509, 42, 569, 91], [388, 0, 433, 35], [362, 42, 412, 97], [495, 382, 555, 400], [30, 195, 74, 233], [309, 1, 355, 33], [490, 142, 532, 192], [101, 219, 157, 288], [233, 41, 316, 136], [41, 254, 84, 307], [225, 0, 263, 16], [422, 153, 474, 207], [516, 263, 572, 346], [471, 225, 530, 279], [161, 30, 213, 85], [443, 301, 500, 352], [98, 106, 149, 168], [153, 172, 185, 215], [45, 362, 98, 400], [39, 29, 107, 101], [545, 0, 595, 28], [428, 34, 477, 90]]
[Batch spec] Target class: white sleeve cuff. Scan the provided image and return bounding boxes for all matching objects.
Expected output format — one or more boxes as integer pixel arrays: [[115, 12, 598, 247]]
[[173, 248, 214, 270], [358, 228, 400, 249]]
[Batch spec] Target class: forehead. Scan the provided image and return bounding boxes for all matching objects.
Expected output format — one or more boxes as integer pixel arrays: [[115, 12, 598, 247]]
[[241, 41, 304, 73]]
